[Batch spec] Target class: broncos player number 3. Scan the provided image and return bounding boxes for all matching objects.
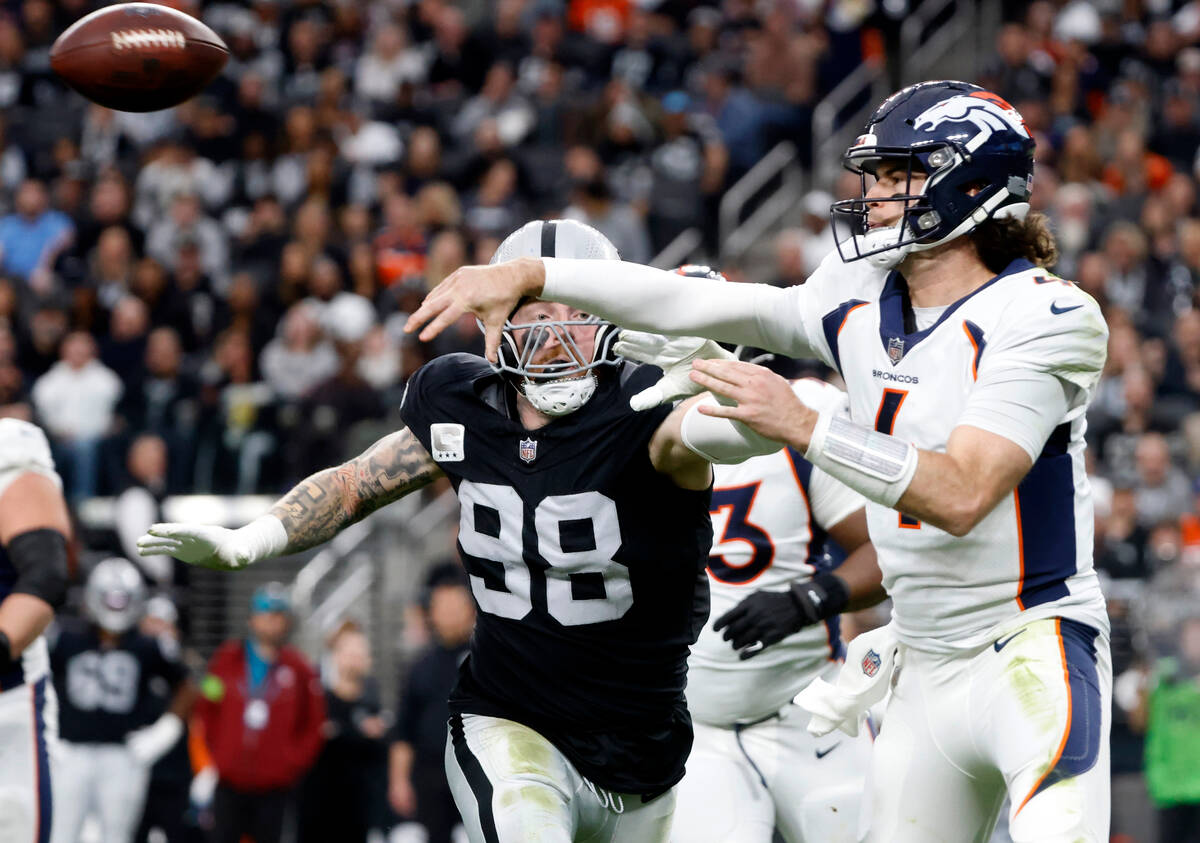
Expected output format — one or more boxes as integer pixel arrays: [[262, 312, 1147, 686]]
[[457, 480, 632, 625]]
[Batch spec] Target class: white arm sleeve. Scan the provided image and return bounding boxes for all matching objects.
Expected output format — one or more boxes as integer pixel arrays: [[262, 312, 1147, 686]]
[[680, 394, 783, 464], [955, 367, 1072, 462], [541, 258, 815, 356], [808, 467, 867, 532]]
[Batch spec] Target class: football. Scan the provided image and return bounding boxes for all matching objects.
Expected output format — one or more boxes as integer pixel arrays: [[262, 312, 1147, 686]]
[[50, 3, 228, 113]]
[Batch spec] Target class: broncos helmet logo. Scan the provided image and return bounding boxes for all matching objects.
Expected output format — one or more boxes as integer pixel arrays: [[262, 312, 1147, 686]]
[[913, 92, 1030, 150]]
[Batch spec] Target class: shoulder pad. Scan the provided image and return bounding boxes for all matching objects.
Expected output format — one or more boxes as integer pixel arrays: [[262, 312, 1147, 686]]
[[0, 419, 55, 475]]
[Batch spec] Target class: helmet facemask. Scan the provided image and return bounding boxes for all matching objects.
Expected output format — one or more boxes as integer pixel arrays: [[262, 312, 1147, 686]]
[[494, 306, 620, 417], [832, 143, 955, 269]]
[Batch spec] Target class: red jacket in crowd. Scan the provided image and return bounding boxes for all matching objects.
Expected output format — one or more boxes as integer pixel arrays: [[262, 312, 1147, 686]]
[[196, 639, 326, 792]]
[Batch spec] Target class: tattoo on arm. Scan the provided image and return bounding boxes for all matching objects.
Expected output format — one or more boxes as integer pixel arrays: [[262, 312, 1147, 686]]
[[269, 427, 443, 554]]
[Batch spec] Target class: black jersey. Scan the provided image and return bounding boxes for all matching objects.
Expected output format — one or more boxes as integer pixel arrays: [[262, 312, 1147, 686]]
[[49, 618, 188, 744], [400, 354, 713, 795]]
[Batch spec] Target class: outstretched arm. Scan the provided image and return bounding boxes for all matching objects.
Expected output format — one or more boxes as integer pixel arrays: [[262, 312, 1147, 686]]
[[270, 427, 443, 554], [405, 258, 814, 365], [139, 428, 443, 568]]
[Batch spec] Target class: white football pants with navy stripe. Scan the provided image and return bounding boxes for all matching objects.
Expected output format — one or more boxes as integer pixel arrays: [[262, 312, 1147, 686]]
[[445, 713, 676, 843], [867, 616, 1111, 843], [672, 703, 872, 843], [0, 677, 57, 843], [50, 741, 150, 843]]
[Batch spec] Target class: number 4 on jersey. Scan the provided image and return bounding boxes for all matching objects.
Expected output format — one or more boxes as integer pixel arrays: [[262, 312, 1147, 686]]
[[875, 389, 920, 529]]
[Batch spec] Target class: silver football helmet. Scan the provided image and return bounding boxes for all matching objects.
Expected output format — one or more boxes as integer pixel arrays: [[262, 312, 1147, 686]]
[[488, 219, 622, 416], [84, 558, 146, 633]]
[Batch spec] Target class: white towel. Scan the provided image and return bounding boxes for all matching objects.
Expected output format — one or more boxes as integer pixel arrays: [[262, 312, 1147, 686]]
[[794, 623, 899, 737]]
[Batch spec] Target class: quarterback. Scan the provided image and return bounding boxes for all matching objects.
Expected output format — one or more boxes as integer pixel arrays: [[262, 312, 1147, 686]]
[[407, 81, 1112, 842], [141, 221, 720, 843]]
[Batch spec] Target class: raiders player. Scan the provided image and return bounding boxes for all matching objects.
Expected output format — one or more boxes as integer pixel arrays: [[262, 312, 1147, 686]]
[[138, 220, 716, 843], [0, 418, 70, 843], [50, 558, 195, 843]]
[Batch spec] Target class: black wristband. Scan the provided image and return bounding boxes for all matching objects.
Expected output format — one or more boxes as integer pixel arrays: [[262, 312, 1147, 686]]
[[789, 571, 850, 621], [0, 629, 14, 671]]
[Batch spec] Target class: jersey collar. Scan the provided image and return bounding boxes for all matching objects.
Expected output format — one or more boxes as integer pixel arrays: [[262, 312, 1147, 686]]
[[877, 257, 1034, 360]]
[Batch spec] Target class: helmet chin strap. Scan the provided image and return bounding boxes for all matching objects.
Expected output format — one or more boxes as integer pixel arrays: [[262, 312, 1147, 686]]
[[522, 373, 598, 416], [859, 188, 1023, 269]]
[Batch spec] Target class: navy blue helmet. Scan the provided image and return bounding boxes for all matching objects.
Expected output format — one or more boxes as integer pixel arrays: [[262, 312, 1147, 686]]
[[831, 80, 1036, 268]]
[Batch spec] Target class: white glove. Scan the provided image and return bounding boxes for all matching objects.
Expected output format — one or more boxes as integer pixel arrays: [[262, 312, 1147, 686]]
[[190, 765, 219, 807], [126, 712, 184, 767], [613, 330, 737, 411], [794, 623, 899, 738], [136, 515, 288, 570]]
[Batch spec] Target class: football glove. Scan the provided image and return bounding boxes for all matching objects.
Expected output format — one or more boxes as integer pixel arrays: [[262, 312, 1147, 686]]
[[136, 515, 288, 570], [127, 712, 184, 767], [714, 572, 850, 660], [613, 330, 736, 411]]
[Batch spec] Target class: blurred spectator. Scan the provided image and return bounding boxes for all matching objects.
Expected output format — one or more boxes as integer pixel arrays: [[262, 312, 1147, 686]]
[[195, 329, 275, 494], [564, 173, 651, 263], [1134, 433, 1192, 529], [195, 584, 325, 843], [114, 434, 172, 586], [260, 301, 339, 402], [101, 295, 150, 382], [453, 62, 535, 148], [646, 91, 726, 252], [119, 327, 199, 489], [0, 177, 73, 289], [389, 564, 474, 843], [31, 331, 122, 499], [145, 192, 230, 291], [354, 23, 428, 106], [300, 621, 388, 843], [1096, 485, 1153, 581]]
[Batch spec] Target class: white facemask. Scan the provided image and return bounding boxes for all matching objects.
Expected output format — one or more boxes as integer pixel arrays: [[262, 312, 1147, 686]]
[[861, 224, 916, 269], [521, 373, 598, 416]]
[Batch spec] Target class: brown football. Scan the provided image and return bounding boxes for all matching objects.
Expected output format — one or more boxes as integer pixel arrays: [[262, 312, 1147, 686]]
[[51, 3, 228, 113]]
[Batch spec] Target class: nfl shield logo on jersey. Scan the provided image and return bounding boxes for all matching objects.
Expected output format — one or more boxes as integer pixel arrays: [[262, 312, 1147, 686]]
[[887, 336, 905, 365], [519, 438, 538, 463], [862, 649, 881, 677]]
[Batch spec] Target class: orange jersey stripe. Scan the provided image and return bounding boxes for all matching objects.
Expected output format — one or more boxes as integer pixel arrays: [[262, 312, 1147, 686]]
[[1016, 619, 1072, 814]]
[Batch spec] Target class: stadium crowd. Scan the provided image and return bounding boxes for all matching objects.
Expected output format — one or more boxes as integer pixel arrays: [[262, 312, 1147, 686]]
[[3, 0, 1200, 841]]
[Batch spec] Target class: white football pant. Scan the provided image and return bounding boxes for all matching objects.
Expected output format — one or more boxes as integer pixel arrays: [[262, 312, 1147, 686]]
[[445, 713, 676, 843], [672, 703, 872, 843], [0, 678, 57, 843], [51, 741, 150, 843], [867, 617, 1111, 843]]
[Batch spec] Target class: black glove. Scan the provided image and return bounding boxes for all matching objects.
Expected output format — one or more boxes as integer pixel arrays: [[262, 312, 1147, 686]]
[[0, 629, 14, 673], [713, 572, 850, 660]]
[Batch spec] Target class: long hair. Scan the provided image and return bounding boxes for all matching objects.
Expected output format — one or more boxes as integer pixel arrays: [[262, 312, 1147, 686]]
[[969, 212, 1059, 274]]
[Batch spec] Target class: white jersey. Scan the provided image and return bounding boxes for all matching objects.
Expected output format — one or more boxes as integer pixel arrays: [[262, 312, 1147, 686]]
[[687, 379, 865, 725], [786, 252, 1109, 653]]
